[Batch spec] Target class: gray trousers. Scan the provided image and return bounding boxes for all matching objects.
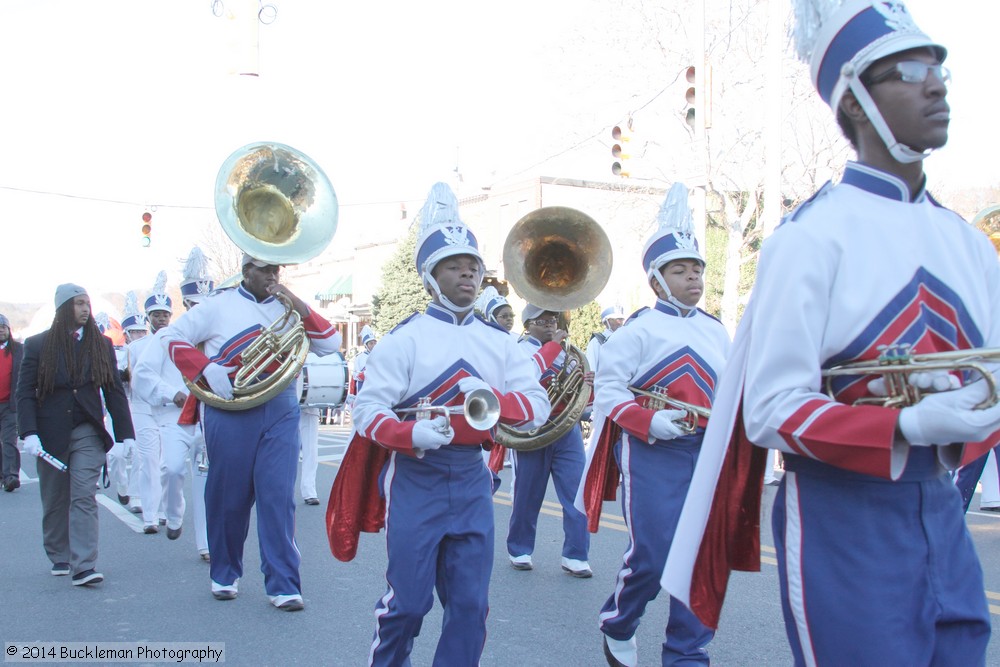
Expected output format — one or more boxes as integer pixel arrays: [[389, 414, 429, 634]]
[[0, 400, 21, 481], [37, 423, 106, 574], [0, 402, 18, 481]]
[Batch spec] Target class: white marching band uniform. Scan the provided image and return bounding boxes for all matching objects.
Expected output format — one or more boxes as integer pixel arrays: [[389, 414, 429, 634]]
[[133, 329, 208, 551], [116, 333, 162, 529]]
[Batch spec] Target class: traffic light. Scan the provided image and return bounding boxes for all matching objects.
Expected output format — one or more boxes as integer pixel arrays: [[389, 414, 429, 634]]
[[684, 66, 697, 130], [141, 211, 152, 247], [611, 119, 634, 178], [682, 64, 712, 133]]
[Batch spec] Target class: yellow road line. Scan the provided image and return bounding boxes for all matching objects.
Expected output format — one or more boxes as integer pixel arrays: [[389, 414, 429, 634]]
[[328, 461, 1000, 615]]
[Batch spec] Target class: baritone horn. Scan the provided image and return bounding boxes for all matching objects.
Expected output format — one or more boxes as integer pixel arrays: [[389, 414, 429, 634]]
[[185, 142, 339, 411], [821, 344, 1000, 409], [496, 206, 613, 451], [629, 386, 711, 434]]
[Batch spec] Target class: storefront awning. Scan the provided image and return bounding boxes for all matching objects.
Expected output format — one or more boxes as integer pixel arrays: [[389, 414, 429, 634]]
[[315, 275, 352, 300]]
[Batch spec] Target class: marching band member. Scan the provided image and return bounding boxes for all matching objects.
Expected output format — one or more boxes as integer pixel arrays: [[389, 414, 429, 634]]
[[110, 292, 149, 514], [586, 183, 730, 667], [663, 3, 1000, 664], [476, 285, 516, 333], [327, 182, 549, 666], [161, 253, 341, 610], [347, 325, 377, 406], [114, 273, 172, 534], [504, 304, 592, 577], [585, 304, 624, 376], [133, 247, 214, 559]]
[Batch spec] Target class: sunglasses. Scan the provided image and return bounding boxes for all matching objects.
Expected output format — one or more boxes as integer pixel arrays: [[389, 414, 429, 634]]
[[866, 61, 951, 86]]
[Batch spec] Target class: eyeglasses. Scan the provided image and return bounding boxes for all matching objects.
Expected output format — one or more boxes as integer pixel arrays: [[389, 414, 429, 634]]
[[531, 318, 559, 327], [866, 61, 951, 86]]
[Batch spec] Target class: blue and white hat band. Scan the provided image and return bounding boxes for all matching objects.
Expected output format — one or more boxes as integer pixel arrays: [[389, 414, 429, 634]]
[[642, 232, 701, 272], [181, 280, 214, 298], [811, 1, 944, 108], [121, 314, 147, 331], [144, 294, 172, 314], [414, 223, 482, 276]]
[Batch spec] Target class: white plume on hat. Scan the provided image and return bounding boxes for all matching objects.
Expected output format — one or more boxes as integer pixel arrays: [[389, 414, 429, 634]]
[[94, 312, 111, 333], [180, 246, 215, 302], [144, 270, 173, 314], [121, 291, 148, 332], [413, 182, 484, 313]]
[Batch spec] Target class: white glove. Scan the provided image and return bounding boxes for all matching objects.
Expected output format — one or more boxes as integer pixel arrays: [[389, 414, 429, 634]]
[[411, 415, 454, 451], [201, 363, 234, 400], [648, 409, 688, 442], [457, 376, 492, 396], [898, 379, 1000, 446], [121, 438, 135, 458], [22, 434, 43, 457], [867, 370, 960, 397]]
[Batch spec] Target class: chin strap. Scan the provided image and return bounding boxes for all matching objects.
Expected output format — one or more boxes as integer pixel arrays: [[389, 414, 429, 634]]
[[843, 66, 931, 165], [647, 268, 693, 313], [422, 271, 483, 314]]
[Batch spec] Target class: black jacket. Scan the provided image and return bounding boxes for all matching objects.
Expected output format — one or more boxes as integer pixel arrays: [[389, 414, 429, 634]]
[[2, 339, 21, 407], [16, 329, 134, 460]]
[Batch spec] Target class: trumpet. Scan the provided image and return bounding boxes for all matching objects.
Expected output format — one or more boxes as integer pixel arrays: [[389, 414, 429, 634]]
[[394, 388, 501, 432], [629, 385, 711, 434], [821, 344, 1000, 410]]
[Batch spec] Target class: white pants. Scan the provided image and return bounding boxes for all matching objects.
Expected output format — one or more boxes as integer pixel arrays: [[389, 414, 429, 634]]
[[128, 413, 162, 526], [159, 420, 208, 551], [764, 449, 780, 483], [298, 410, 320, 500], [980, 449, 999, 509]]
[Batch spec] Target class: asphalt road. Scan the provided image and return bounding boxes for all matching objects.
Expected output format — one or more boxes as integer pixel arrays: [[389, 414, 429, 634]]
[[2, 424, 998, 666]]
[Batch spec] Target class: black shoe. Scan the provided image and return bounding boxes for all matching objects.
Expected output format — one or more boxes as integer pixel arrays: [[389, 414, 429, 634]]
[[72, 569, 104, 586], [51, 562, 71, 576], [166, 526, 182, 540], [304, 497, 320, 506], [143, 525, 159, 535], [4, 477, 20, 492], [117, 493, 129, 505]]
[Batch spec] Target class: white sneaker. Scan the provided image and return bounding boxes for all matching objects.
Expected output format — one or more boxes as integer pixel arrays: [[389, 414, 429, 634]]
[[211, 579, 238, 601], [561, 557, 593, 578], [602, 634, 638, 667], [270, 594, 304, 611], [509, 554, 533, 571]]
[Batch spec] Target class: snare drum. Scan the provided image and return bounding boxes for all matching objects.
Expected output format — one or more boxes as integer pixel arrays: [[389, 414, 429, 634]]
[[297, 352, 348, 408]]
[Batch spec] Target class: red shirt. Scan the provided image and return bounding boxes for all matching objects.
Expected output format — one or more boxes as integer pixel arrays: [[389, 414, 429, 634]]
[[0, 344, 12, 403]]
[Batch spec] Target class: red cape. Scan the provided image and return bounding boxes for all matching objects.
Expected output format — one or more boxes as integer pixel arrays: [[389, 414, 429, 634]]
[[325, 432, 390, 562], [685, 401, 765, 629], [582, 417, 623, 533]]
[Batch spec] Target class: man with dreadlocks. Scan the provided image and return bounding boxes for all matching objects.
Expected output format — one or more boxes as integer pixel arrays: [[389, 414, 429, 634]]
[[17, 284, 134, 586]]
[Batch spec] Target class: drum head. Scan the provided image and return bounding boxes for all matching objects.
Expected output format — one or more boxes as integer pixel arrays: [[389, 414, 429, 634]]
[[299, 352, 348, 407]]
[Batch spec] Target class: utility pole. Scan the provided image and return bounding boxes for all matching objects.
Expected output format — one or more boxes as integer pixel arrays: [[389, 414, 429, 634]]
[[762, 0, 785, 237], [690, 0, 707, 254]]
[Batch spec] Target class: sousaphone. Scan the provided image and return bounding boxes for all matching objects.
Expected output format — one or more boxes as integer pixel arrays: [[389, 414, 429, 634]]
[[498, 206, 612, 451], [185, 142, 339, 410]]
